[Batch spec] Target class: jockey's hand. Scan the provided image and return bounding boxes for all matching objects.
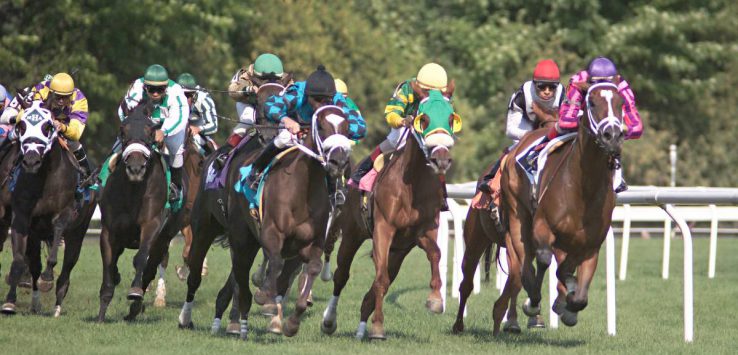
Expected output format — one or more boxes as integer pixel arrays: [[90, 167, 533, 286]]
[[155, 129, 165, 144], [52, 120, 66, 133], [190, 125, 202, 136], [282, 117, 300, 134], [402, 115, 415, 128]]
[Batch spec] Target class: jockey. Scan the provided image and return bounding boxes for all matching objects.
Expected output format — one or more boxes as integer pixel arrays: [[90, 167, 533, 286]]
[[224, 53, 293, 150], [334, 78, 360, 113], [349, 62, 451, 185], [547, 56, 643, 192], [0, 85, 9, 146], [477, 59, 565, 194], [118, 64, 189, 203], [0, 73, 92, 178], [176, 73, 218, 153], [243, 65, 366, 189]]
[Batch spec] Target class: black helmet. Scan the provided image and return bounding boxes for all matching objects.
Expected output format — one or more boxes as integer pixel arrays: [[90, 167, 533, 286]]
[[305, 65, 336, 97]]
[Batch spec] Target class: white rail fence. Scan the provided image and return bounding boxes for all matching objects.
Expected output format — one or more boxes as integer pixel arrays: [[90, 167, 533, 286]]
[[439, 184, 738, 344]]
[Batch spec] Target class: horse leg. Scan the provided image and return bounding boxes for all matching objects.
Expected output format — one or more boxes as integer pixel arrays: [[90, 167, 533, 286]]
[[417, 228, 444, 314], [40, 208, 74, 292], [2, 230, 29, 314], [322, 224, 365, 335], [523, 217, 555, 318], [363, 219, 395, 340], [452, 211, 492, 333], [226, 278, 241, 335], [321, 214, 341, 282], [178, 219, 219, 329], [27, 237, 42, 314], [177, 225, 193, 281], [554, 252, 580, 326], [494, 228, 524, 334], [264, 257, 300, 334], [126, 232, 171, 321], [97, 227, 117, 322], [229, 234, 260, 340], [54, 230, 85, 318], [154, 253, 168, 308], [567, 252, 598, 313], [284, 246, 323, 337], [260, 226, 285, 319], [212, 269, 235, 334]]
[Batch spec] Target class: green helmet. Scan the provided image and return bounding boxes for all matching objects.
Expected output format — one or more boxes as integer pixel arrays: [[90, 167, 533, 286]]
[[253, 53, 284, 77], [177, 73, 197, 92], [143, 64, 169, 86]]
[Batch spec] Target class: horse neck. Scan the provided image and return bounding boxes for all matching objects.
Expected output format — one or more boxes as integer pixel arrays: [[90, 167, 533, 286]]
[[394, 132, 439, 189], [572, 124, 613, 197]]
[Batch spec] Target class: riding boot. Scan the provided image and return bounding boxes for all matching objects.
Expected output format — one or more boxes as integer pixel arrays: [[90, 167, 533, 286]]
[[170, 166, 183, 204], [73, 146, 92, 180], [349, 155, 374, 185], [477, 158, 502, 194], [245, 141, 283, 190], [216, 133, 243, 168]]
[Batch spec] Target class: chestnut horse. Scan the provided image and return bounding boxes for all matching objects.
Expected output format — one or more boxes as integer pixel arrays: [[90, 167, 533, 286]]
[[495, 81, 625, 332], [322, 86, 459, 340]]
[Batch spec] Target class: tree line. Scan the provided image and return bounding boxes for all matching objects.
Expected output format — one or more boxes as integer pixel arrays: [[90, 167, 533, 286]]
[[1, 0, 735, 185]]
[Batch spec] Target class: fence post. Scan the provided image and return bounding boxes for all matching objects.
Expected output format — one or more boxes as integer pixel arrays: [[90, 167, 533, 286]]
[[618, 204, 632, 281], [708, 204, 718, 278]]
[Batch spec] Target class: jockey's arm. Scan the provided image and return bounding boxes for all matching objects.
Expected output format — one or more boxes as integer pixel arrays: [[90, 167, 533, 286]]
[[335, 95, 366, 140], [264, 84, 298, 124], [617, 79, 643, 139], [59, 96, 89, 141], [384, 81, 412, 129], [118, 80, 144, 120], [162, 89, 189, 136], [505, 89, 531, 141], [196, 93, 218, 135]]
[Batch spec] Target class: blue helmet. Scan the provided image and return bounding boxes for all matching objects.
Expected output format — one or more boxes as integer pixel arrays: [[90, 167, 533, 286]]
[[588, 57, 618, 81]]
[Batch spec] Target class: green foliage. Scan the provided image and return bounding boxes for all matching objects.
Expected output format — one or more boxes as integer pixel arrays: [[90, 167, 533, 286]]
[[0, 0, 735, 186]]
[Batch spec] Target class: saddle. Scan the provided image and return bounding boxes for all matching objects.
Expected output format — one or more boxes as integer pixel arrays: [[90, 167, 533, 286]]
[[515, 132, 577, 207], [205, 128, 260, 190], [234, 146, 299, 222]]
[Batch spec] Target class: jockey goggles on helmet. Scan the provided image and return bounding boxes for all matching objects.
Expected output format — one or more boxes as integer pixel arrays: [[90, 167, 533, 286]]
[[145, 85, 166, 94], [535, 82, 557, 92]]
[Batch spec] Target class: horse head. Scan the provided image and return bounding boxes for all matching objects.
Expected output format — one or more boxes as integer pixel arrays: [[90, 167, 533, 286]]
[[410, 80, 460, 174], [16, 101, 57, 173], [254, 74, 292, 121], [119, 105, 156, 182], [311, 105, 352, 178], [583, 80, 625, 156]]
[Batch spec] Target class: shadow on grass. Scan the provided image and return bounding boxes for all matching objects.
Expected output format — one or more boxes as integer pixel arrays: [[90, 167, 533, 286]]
[[452, 327, 586, 347]]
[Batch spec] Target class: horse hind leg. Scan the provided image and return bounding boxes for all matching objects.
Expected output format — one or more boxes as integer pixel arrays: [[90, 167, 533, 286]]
[[179, 216, 220, 329], [212, 269, 236, 335], [53, 231, 85, 318], [452, 212, 492, 333], [322, 221, 365, 335], [230, 236, 260, 340]]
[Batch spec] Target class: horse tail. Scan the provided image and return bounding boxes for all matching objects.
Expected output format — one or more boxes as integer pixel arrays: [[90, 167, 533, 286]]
[[213, 234, 231, 249]]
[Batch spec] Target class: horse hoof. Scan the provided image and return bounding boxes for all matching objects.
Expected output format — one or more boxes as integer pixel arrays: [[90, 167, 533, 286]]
[[561, 310, 578, 327], [175, 265, 189, 282], [452, 321, 465, 334], [226, 322, 241, 335], [154, 297, 166, 308], [502, 320, 521, 334], [368, 323, 386, 340], [38, 279, 55, 293], [425, 298, 444, 314], [253, 289, 269, 306], [201, 266, 208, 277], [552, 299, 566, 315], [178, 321, 194, 330], [522, 298, 541, 317], [321, 319, 337, 335], [127, 287, 144, 300], [282, 318, 300, 337], [527, 315, 546, 329], [54, 305, 62, 318], [307, 293, 314, 308], [267, 316, 283, 335], [1, 303, 16, 315], [261, 303, 278, 317]]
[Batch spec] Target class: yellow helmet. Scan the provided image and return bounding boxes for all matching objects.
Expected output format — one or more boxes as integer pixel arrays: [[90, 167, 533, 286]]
[[50, 73, 75, 95], [334, 78, 348, 95], [416, 63, 448, 90]]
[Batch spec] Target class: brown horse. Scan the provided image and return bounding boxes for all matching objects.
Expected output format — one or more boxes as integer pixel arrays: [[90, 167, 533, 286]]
[[176, 78, 290, 336], [454, 117, 559, 334], [497, 81, 625, 332], [323, 85, 457, 340]]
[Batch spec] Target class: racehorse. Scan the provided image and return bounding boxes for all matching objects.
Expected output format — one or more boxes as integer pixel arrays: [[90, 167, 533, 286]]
[[322, 84, 459, 340], [177, 78, 291, 335], [0, 101, 82, 315], [96, 104, 172, 322], [454, 114, 559, 334], [493, 80, 625, 333]]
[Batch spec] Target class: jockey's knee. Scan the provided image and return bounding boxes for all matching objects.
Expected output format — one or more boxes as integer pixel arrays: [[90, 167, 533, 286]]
[[274, 130, 294, 149]]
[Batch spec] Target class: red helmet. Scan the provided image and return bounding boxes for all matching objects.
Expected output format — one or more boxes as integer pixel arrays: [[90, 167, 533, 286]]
[[533, 59, 560, 83]]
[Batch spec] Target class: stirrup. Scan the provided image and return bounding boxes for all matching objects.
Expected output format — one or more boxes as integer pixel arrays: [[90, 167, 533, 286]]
[[246, 172, 261, 190], [169, 183, 181, 203], [331, 190, 346, 207], [489, 205, 505, 234], [215, 152, 229, 168], [615, 180, 628, 193]]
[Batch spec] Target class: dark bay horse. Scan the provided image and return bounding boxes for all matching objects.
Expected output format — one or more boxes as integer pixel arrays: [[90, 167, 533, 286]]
[[322, 86, 458, 340], [1, 102, 80, 315], [97, 104, 171, 322], [498, 81, 625, 331], [177, 79, 293, 336]]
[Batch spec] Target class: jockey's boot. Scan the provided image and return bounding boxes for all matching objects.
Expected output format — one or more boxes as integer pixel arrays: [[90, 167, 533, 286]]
[[349, 155, 374, 186], [615, 178, 628, 193], [216, 133, 243, 168], [489, 203, 505, 234], [245, 141, 282, 190], [477, 158, 502, 194], [170, 166, 183, 204], [73, 146, 92, 181]]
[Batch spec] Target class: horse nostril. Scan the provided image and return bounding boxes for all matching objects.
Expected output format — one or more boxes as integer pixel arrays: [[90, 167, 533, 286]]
[[603, 131, 612, 141]]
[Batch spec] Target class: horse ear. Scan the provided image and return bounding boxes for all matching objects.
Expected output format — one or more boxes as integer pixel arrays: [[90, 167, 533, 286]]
[[280, 73, 292, 86], [251, 76, 265, 88], [410, 80, 428, 100], [444, 79, 455, 98], [612, 74, 622, 86]]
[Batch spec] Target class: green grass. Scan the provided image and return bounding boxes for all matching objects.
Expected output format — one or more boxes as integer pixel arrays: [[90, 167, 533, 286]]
[[0, 236, 736, 354]]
